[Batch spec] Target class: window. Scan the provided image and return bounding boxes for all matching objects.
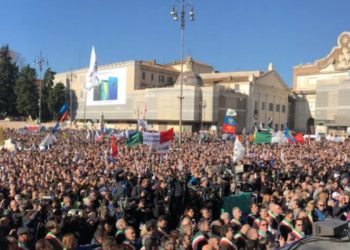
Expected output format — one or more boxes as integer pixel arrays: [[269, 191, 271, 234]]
[[269, 103, 273, 111], [235, 84, 240, 91], [262, 102, 265, 111], [142, 72, 146, 80], [276, 104, 280, 112], [275, 124, 279, 130], [282, 105, 286, 113], [281, 124, 284, 130], [166, 76, 173, 84], [159, 75, 165, 83], [254, 101, 258, 110], [262, 123, 265, 128], [151, 73, 154, 81]]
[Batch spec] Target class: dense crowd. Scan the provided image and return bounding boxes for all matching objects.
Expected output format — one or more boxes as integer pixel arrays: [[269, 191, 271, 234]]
[[0, 128, 349, 250]]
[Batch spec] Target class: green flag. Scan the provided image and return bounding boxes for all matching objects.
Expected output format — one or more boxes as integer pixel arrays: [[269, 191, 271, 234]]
[[253, 131, 272, 144], [127, 132, 143, 147]]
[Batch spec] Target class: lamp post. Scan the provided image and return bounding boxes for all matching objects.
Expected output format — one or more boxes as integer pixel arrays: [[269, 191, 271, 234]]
[[66, 68, 76, 126], [34, 51, 49, 125], [170, 0, 195, 145]]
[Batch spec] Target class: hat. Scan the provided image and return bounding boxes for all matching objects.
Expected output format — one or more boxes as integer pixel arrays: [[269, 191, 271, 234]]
[[17, 227, 30, 236], [332, 192, 341, 200], [334, 173, 340, 179]]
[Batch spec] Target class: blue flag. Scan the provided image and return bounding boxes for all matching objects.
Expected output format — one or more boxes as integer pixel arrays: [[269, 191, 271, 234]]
[[59, 103, 69, 116]]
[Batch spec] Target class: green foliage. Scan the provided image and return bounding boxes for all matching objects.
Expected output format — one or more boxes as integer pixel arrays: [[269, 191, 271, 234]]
[[0, 45, 19, 116], [48, 82, 66, 118], [14, 65, 39, 118], [41, 68, 56, 121]]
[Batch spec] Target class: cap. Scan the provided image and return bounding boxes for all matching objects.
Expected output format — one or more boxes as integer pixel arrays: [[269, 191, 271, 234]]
[[17, 227, 30, 236]]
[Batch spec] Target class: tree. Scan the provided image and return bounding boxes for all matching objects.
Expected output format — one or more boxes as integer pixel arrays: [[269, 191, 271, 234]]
[[48, 83, 66, 119], [41, 68, 55, 121], [14, 65, 39, 118], [0, 45, 18, 117]]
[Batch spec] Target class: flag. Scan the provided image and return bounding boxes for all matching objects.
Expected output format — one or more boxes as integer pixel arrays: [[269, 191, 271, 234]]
[[253, 131, 272, 144], [0, 139, 16, 152], [222, 116, 236, 134], [127, 132, 143, 147], [52, 122, 60, 134], [95, 131, 104, 142], [143, 128, 174, 146], [143, 132, 160, 146], [137, 119, 148, 131], [226, 108, 237, 116], [0, 127, 4, 146], [39, 134, 57, 150], [59, 111, 68, 122], [294, 133, 305, 144], [85, 46, 100, 90], [284, 127, 296, 143], [59, 103, 69, 116], [160, 128, 174, 143], [271, 131, 288, 144], [110, 135, 118, 157], [86, 130, 91, 140], [233, 138, 245, 162], [152, 141, 171, 154], [267, 117, 273, 129]]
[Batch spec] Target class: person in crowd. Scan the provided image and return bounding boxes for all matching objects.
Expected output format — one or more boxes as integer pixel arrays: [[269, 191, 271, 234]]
[[219, 224, 237, 250], [17, 227, 31, 250], [191, 219, 209, 250]]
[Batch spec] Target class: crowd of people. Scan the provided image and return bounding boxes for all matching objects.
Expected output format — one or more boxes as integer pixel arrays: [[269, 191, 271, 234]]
[[0, 127, 349, 250]]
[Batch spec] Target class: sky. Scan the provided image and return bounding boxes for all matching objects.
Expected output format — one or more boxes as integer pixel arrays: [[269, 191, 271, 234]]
[[1, 0, 350, 86]]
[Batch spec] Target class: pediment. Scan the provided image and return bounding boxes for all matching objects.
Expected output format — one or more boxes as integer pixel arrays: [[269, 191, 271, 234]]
[[316, 32, 350, 72], [255, 71, 290, 92]]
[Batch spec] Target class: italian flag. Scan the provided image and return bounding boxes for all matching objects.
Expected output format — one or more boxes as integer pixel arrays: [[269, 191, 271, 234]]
[[127, 128, 174, 151]]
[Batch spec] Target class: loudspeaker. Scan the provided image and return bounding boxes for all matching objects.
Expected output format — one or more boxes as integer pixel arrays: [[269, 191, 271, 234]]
[[312, 219, 349, 237]]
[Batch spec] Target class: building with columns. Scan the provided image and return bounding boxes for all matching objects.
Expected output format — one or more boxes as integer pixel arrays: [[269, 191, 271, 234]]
[[54, 57, 288, 133], [292, 31, 350, 135]]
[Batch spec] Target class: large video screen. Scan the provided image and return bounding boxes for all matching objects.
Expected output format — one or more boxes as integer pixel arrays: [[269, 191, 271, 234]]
[[86, 68, 126, 106]]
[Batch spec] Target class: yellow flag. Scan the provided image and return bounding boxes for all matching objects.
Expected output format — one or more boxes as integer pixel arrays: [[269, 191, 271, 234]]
[[0, 127, 4, 146]]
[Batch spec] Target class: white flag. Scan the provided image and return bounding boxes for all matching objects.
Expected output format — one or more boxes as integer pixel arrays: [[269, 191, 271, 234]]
[[233, 138, 245, 162], [85, 46, 100, 90], [226, 108, 237, 116], [143, 132, 160, 146]]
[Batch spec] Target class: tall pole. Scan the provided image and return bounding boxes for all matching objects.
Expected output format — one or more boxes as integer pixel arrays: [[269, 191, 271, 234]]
[[67, 68, 76, 126], [171, 0, 194, 145], [34, 51, 48, 125], [179, 1, 185, 145]]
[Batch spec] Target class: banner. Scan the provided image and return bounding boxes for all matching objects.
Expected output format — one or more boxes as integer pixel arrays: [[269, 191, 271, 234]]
[[221, 193, 252, 215]]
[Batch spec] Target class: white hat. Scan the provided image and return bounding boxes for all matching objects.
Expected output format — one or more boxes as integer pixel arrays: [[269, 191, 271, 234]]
[[332, 192, 340, 200]]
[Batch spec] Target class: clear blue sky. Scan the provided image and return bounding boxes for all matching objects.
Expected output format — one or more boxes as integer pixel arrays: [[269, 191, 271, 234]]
[[1, 0, 349, 86]]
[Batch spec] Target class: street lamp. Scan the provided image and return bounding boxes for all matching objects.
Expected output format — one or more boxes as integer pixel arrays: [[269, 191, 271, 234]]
[[66, 68, 76, 126], [34, 51, 49, 125], [170, 0, 195, 145]]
